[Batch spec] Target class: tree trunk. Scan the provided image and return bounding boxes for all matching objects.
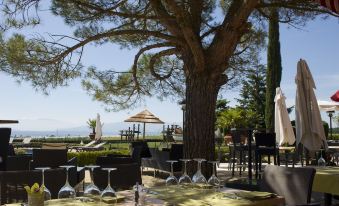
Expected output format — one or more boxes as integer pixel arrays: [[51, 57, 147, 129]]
[[183, 73, 219, 177], [265, 8, 282, 132]]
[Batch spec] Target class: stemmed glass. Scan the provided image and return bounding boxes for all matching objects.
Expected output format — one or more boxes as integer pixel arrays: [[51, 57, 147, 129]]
[[101, 168, 117, 204], [192, 158, 207, 184], [207, 161, 221, 189], [84, 165, 101, 197], [165, 160, 178, 186], [178, 159, 192, 185], [58, 165, 76, 199], [35, 167, 51, 200], [318, 149, 326, 167]]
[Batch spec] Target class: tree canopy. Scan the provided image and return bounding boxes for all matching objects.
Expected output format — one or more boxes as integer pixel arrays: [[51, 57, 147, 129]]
[[1, 1, 334, 108]]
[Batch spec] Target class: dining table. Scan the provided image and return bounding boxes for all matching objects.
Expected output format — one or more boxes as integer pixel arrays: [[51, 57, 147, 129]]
[[5, 185, 284, 206], [312, 166, 339, 206]]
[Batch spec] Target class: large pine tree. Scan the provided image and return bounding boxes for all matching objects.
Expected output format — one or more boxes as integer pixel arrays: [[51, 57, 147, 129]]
[[265, 8, 282, 132], [0, 0, 333, 175]]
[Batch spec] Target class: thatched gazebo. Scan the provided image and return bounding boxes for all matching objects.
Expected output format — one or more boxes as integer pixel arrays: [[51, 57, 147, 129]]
[[124, 109, 164, 139]]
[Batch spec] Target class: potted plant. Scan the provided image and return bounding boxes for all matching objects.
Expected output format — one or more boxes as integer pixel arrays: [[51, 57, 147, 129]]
[[87, 119, 96, 140]]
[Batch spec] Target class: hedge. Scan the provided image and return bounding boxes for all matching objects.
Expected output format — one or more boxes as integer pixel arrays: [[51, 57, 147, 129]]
[[67, 149, 130, 166]]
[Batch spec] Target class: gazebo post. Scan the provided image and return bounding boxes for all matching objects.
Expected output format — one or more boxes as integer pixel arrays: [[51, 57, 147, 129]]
[[143, 122, 146, 140]]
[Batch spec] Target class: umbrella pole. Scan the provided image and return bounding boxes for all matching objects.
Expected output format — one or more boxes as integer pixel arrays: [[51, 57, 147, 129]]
[[143, 122, 146, 140]]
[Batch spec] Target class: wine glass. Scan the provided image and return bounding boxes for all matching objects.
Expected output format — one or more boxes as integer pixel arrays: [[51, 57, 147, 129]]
[[207, 161, 221, 189], [178, 159, 192, 185], [192, 158, 207, 184], [84, 165, 101, 197], [165, 160, 178, 186], [318, 149, 326, 167], [35, 167, 52, 200], [58, 165, 76, 199], [101, 168, 117, 204]]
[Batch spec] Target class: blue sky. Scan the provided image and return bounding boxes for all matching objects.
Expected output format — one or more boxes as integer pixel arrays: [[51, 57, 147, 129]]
[[0, 9, 338, 131]]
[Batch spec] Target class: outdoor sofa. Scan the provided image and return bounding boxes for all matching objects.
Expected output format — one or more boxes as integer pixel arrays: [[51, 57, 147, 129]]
[[141, 144, 183, 173], [93, 146, 143, 189]]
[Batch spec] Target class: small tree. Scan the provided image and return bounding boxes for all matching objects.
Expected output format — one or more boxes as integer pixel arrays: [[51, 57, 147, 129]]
[[237, 64, 266, 129]]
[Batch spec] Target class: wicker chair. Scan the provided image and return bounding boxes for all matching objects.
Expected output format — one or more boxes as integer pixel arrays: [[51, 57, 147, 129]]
[[29, 149, 84, 187], [0, 168, 66, 204], [0, 128, 11, 171]]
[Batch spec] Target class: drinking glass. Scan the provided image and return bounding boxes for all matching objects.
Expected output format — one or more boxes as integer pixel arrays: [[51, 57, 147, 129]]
[[165, 160, 178, 186], [58, 165, 76, 199], [318, 149, 326, 167], [178, 159, 192, 185], [35, 167, 51, 200], [101, 168, 117, 204], [84, 165, 101, 197], [207, 161, 221, 188], [192, 158, 207, 184]]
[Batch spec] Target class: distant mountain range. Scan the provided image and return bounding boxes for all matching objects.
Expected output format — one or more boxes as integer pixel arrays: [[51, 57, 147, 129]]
[[11, 121, 181, 137]]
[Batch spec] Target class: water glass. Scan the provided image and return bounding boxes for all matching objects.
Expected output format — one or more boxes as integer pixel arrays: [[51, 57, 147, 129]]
[[178, 159, 192, 185], [318, 149, 326, 167], [192, 158, 207, 184], [101, 168, 117, 204], [165, 160, 178, 186], [207, 161, 221, 189], [35, 167, 52, 200], [84, 165, 101, 197], [58, 165, 76, 199]]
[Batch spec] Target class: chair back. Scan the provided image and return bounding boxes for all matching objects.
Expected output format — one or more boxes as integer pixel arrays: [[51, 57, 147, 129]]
[[31, 149, 68, 169], [131, 146, 143, 165], [93, 163, 142, 190], [131, 141, 151, 158], [6, 155, 32, 171], [254, 132, 276, 148], [230, 129, 243, 145], [42, 143, 67, 150], [261, 165, 316, 205], [0, 128, 11, 171]]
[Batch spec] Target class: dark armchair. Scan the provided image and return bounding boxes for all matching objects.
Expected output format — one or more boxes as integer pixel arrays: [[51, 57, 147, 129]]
[[142, 144, 183, 172], [0, 128, 11, 171], [0, 168, 66, 204], [6, 155, 32, 171], [29, 149, 84, 187], [94, 148, 143, 189], [254, 132, 279, 176]]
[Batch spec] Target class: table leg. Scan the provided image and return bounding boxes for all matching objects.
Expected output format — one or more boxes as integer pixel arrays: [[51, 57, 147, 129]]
[[324, 193, 332, 206], [285, 151, 288, 167]]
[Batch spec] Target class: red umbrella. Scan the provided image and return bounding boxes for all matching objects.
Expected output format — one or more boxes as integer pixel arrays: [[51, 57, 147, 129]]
[[331, 90, 339, 102], [314, 0, 339, 14]]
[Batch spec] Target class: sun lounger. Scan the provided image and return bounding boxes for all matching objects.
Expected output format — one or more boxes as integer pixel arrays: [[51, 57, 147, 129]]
[[79, 142, 107, 151], [14, 137, 32, 148], [42, 143, 67, 150], [68, 140, 98, 152]]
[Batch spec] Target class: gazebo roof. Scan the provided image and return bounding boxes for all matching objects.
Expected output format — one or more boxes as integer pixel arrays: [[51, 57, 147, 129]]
[[124, 109, 164, 124]]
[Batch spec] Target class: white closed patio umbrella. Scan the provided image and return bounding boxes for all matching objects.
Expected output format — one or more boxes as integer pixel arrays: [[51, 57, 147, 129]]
[[275, 87, 295, 146], [95, 113, 103, 141], [318, 100, 339, 112], [295, 59, 327, 151]]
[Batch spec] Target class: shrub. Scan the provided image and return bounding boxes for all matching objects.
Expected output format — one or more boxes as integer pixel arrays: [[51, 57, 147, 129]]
[[67, 149, 130, 166]]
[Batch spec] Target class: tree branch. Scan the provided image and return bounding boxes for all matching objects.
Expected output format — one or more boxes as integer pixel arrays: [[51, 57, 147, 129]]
[[149, 48, 178, 80]]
